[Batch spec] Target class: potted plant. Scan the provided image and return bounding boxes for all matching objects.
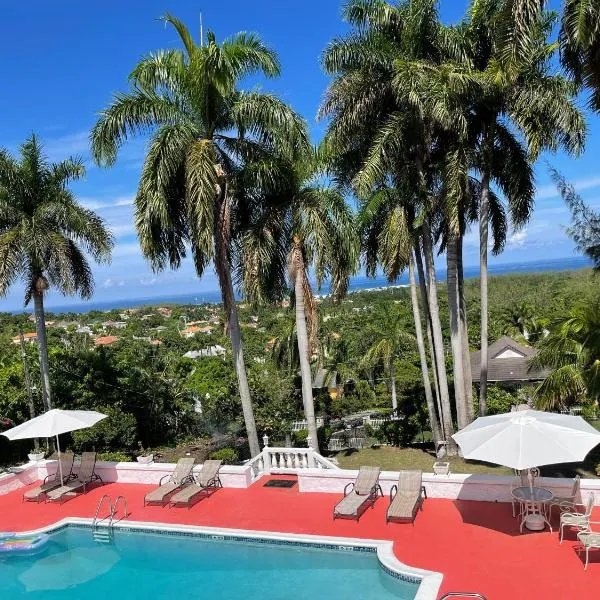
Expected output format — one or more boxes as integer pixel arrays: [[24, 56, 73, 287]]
[[136, 441, 154, 464], [27, 450, 45, 462]]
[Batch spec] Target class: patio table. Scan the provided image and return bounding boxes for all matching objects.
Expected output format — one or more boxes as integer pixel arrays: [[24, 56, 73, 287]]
[[512, 486, 553, 533]]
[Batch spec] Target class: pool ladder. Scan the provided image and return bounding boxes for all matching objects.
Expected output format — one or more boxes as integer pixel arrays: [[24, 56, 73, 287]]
[[92, 494, 128, 543]]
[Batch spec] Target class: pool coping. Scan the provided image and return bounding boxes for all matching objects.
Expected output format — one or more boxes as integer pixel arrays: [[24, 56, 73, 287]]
[[17, 517, 443, 600]]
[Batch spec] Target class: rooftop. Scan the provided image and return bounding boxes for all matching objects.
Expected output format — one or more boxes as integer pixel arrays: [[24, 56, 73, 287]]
[[470, 335, 551, 383], [1, 475, 598, 598]]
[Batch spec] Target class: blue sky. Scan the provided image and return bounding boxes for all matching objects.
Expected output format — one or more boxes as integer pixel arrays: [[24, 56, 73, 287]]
[[1, 0, 597, 310]]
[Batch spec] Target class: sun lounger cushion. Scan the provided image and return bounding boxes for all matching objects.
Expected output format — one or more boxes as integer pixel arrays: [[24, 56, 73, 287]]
[[334, 491, 370, 517], [145, 481, 179, 504]]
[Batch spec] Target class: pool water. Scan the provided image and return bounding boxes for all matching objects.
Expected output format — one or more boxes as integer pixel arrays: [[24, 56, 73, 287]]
[[0, 526, 419, 599]]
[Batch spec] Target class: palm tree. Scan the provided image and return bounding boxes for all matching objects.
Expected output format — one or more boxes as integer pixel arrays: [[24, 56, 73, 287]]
[[456, 0, 585, 416], [360, 305, 415, 416], [320, 0, 458, 447], [91, 15, 308, 457], [0, 135, 113, 412], [531, 302, 600, 411], [239, 152, 357, 452], [560, 0, 600, 111], [359, 185, 443, 442]]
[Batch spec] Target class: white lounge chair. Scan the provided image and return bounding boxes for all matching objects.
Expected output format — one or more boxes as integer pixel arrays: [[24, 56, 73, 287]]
[[560, 494, 595, 543]]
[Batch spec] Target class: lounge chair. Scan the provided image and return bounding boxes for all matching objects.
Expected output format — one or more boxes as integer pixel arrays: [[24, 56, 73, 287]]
[[333, 466, 382, 521], [144, 457, 195, 506], [168, 460, 222, 508], [386, 470, 427, 525], [560, 494, 595, 543], [23, 452, 75, 502], [46, 452, 103, 504]]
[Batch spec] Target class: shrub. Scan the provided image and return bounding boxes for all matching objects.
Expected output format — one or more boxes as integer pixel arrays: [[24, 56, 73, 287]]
[[98, 451, 132, 463], [71, 406, 137, 452], [374, 418, 418, 448], [209, 447, 239, 465], [292, 429, 308, 446]]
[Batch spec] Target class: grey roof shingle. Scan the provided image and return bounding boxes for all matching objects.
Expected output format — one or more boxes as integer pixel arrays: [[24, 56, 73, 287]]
[[470, 336, 550, 382]]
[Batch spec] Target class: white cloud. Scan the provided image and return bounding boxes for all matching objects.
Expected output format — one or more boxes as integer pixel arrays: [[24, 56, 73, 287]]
[[507, 229, 528, 248], [112, 243, 141, 257], [44, 130, 91, 161], [140, 278, 157, 286], [79, 195, 135, 211], [102, 278, 114, 288], [536, 176, 600, 200], [110, 223, 136, 237]]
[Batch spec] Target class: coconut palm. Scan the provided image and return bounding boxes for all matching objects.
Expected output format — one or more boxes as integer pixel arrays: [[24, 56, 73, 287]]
[[91, 15, 308, 457], [0, 135, 113, 412], [238, 151, 357, 452], [531, 302, 600, 410]]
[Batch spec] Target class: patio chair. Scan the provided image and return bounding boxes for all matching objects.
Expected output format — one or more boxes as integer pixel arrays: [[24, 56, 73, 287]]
[[549, 475, 580, 518], [386, 470, 427, 525], [143, 457, 195, 506], [560, 494, 595, 543], [23, 453, 75, 503], [333, 466, 382, 521], [168, 460, 222, 508], [46, 452, 103, 504], [577, 526, 600, 570]]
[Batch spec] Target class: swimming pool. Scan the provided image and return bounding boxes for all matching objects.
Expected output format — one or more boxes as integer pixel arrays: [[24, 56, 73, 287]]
[[1, 525, 420, 599]]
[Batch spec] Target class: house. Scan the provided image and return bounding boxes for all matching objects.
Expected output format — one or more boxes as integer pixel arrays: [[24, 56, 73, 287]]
[[183, 345, 226, 359], [150, 339, 162, 346], [76, 326, 92, 335], [94, 335, 119, 347], [180, 326, 201, 338], [157, 307, 172, 317], [153, 325, 168, 332], [102, 320, 127, 329], [469, 336, 551, 385], [11, 332, 37, 345]]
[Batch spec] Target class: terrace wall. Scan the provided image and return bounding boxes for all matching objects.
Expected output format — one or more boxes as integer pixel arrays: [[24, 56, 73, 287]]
[[297, 468, 600, 505], [0, 459, 253, 495], [4, 460, 600, 506]]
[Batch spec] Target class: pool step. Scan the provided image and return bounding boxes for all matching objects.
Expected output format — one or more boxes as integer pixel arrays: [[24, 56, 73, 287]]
[[92, 528, 113, 544]]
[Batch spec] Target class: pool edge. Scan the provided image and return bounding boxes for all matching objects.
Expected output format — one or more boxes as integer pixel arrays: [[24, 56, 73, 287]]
[[17, 518, 443, 600]]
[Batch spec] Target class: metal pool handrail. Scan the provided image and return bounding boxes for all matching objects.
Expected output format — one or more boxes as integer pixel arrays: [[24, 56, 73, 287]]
[[92, 494, 112, 528], [110, 495, 128, 525]]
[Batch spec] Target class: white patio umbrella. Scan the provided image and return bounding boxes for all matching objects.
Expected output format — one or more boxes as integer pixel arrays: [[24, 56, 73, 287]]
[[452, 409, 600, 471], [1, 409, 107, 484]]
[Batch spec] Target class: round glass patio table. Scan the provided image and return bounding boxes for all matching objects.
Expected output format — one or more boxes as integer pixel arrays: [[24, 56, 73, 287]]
[[512, 486, 553, 532]]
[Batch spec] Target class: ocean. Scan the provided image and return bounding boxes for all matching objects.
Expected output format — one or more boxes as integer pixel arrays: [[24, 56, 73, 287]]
[[22, 255, 594, 315]]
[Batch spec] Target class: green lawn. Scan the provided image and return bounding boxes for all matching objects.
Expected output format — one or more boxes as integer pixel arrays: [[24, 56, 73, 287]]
[[334, 445, 599, 478]]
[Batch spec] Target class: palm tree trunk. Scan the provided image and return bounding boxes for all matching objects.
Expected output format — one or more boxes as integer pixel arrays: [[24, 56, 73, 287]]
[[421, 223, 455, 450], [415, 244, 443, 437], [479, 169, 491, 416], [447, 233, 468, 430], [32, 290, 52, 412], [294, 262, 320, 453], [215, 187, 260, 457], [457, 233, 474, 422], [409, 252, 442, 442], [19, 328, 39, 449], [389, 359, 398, 413]]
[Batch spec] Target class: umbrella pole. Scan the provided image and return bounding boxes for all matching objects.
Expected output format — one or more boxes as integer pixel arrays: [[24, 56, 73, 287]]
[[56, 434, 64, 485]]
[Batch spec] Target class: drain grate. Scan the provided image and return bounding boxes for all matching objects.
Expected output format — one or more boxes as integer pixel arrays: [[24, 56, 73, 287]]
[[263, 479, 296, 488]]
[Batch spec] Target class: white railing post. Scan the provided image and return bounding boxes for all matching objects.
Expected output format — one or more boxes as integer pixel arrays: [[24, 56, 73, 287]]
[[262, 447, 271, 475], [307, 447, 315, 468]]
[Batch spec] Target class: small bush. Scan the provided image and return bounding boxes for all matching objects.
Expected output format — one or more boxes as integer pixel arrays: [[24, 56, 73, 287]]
[[209, 447, 239, 465], [98, 451, 132, 463], [292, 429, 308, 446]]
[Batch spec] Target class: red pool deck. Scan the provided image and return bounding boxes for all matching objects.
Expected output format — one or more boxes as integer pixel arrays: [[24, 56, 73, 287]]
[[1, 475, 599, 599]]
